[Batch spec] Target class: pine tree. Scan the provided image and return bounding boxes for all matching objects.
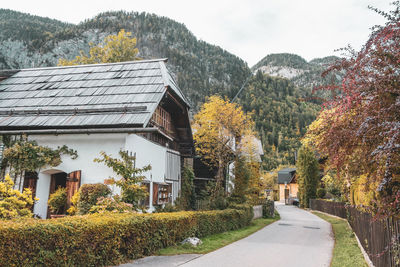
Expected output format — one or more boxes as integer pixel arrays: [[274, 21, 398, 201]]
[[296, 145, 319, 208], [231, 156, 251, 203], [175, 167, 196, 210]]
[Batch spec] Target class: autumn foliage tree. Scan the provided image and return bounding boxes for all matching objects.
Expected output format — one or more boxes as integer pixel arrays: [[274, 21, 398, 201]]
[[308, 3, 400, 217], [58, 29, 140, 65], [192, 95, 254, 191]]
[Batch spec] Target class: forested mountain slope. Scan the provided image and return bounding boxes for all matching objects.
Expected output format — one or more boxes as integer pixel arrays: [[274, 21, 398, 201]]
[[239, 71, 320, 169], [252, 53, 340, 101]]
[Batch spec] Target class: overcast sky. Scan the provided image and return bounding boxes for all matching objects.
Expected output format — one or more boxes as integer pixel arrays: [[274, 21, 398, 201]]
[[1, 0, 393, 66]]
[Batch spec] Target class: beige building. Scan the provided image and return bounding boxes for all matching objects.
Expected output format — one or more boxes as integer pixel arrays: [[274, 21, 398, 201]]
[[278, 168, 298, 204]]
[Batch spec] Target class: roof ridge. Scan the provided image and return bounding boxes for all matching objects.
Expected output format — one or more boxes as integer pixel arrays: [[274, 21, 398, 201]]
[[8, 58, 168, 72], [158, 61, 190, 107]]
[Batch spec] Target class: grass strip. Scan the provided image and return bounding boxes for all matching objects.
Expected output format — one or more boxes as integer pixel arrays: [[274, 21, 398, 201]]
[[312, 211, 367, 267], [157, 212, 280, 255]]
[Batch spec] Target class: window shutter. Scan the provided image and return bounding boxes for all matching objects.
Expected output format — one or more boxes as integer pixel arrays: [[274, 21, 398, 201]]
[[66, 170, 81, 208], [23, 172, 38, 199], [143, 183, 150, 206], [152, 183, 159, 205]]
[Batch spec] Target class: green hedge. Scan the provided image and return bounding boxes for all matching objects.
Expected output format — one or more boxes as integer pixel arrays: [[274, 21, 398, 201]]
[[0, 206, 253, 266]]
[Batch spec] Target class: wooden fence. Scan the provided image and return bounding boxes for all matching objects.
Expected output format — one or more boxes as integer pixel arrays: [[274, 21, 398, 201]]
[[310, 199, 347, 219], [194, 199, 210, 210], [310, 199, 400, 267]]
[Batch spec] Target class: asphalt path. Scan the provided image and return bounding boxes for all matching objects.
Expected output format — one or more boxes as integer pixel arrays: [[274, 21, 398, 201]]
[[120, 202, 334, 267]]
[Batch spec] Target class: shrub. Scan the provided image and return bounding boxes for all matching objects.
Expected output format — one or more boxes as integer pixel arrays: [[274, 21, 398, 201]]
[[89, 196, 134, 214], [262, 200, 275, 218], [228, 203, 254, 212], [77, 184, 111, 215], [316, 188, 327, 199], [154, 203, 179, 213], [48, 188, 67, 215], [67, 191, 80, 215], [199, 181, 228, 210], [0, 205, 253, 266], [0, 174, 36, 219], [94, 150, 150, 210]]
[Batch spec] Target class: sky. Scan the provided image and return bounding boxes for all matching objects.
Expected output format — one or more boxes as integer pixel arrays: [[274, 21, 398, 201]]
[[1, 0, 393, 66]]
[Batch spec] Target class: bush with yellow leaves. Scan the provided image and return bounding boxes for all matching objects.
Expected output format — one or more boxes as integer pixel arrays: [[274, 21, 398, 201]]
[[0, 174, 37, 219]]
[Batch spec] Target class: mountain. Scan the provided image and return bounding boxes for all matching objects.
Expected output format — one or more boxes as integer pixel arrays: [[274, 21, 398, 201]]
[[0, 9, 72, 48], [252, 53, 340, 100], [0, 9, 251, 110], [0, 9, 331, 170], [248, 53, 342, 168], [239, 71, 320, 170]]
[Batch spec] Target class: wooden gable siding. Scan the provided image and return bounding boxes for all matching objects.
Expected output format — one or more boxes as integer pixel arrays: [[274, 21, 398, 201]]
[[151, 106, 174, 135], [144, 89, 193, 157]]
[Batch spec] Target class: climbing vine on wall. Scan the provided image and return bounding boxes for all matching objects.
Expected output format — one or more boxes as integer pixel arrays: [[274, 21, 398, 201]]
[[1, 135, 78, 183]]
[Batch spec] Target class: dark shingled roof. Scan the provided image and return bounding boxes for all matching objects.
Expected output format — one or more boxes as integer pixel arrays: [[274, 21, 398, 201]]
[[0, 58, 189, 129], [278, 167, 296, 184]]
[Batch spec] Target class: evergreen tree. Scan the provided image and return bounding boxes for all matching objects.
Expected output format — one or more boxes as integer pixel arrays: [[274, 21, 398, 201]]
[[231, 156, 251, 203], [175, 166, 196, 210], [296, 144, 319, 208]]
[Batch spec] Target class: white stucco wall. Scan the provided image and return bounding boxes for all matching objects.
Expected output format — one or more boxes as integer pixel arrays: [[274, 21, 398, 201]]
[[29, 133, 178, 218], [31, 133, 127, 218], [125, 134, 167, 183]]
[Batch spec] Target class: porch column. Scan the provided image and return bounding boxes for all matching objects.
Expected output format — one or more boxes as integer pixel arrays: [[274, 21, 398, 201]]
[[33, 172, 51, 219]]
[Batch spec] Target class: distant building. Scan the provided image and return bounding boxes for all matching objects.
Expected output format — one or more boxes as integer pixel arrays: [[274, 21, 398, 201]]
[[227, 136, 264, 193], [0, 59, 194, 217], [193, 136, 264, 194], [277, 167, 298, 204]]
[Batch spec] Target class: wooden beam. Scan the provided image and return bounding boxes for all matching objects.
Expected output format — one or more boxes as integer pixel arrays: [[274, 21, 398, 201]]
[[166, 89, 185, 112]]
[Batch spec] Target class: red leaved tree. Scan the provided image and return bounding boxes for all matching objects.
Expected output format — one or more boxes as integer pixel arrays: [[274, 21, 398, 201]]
[[312, 3, 400, 218]]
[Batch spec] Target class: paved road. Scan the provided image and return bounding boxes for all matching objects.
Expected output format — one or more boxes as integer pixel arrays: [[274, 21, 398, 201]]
[[121, 203, 334, 267]]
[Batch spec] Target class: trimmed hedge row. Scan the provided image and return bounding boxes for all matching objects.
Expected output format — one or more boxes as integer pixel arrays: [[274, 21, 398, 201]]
[[0, 206, 253, 266]]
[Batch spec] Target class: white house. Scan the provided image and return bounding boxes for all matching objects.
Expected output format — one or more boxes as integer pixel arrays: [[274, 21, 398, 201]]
[[0, 59, 194, 218], [227, 136, 264, 192]]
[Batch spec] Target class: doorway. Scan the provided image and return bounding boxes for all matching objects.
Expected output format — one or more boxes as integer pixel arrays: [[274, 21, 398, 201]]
[[49, 172, 67, 195], [48, 172, 68, 217], [48, 170, 81, 217], [284, 188, 289, 205]]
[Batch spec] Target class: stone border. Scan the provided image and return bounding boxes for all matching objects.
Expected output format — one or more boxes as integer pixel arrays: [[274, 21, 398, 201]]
[[253, 205, 262, 219]]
